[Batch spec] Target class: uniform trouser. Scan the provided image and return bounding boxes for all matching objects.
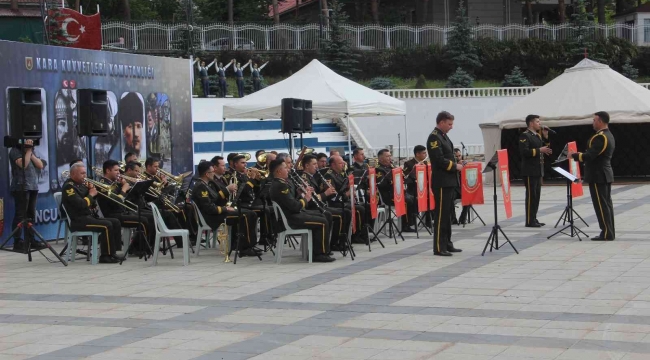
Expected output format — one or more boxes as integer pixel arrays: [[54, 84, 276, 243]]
[[70, 216, 121, 256], [253, 78, 261, 91], [219, 78, 227, 97], [523, 176, 542, 226], [11, 190, 38, 241], [589, 182, 615, 240], [241, 204, 273, 241], [330, 202, 369, 240], [201, 77, 210, 97], [224, 208, 259, 250], [433, 187, 455, 253], [106, 212, 154, 250], [325, 207, 351, 247], [287, 212, 330, 256], [236, 77, 245, 97]]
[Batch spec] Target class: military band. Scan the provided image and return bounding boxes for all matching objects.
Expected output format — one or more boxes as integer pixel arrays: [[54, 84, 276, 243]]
[[519, 114, 551, 228]]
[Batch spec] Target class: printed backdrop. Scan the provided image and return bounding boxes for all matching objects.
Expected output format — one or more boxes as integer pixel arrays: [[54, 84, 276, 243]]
[[0, 40, 193, 241]]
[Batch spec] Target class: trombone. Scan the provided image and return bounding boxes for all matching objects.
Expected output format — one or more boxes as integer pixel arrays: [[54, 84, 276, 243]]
[[83, 177, 138, 213]]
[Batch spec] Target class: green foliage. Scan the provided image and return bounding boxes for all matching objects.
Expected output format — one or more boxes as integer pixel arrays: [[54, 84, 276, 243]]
[[566, 0, 606, 64], [368, 77, 395, 90], [621, 59, 639, 79], [415, 74, 427, 88], [542, 68, 563, 85], [445, 0, 481, 74], [321, 0, 360, 79], [17, 36, 33, 43], [194, 0, 275, 23], [244, 75, 267, 94], [502, 66, 531, 87], [446, 67, 473, 88]]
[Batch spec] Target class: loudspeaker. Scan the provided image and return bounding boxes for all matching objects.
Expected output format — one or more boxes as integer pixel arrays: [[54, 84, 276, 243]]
[[302, 100, 313, 133], [77, 89, 109, 136], [8, 88, 42, 139], [281, 98, 304, 133]]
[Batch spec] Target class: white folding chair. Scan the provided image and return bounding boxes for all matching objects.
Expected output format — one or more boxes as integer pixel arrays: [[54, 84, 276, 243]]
[[192, 202, 221, 256], [61, 204, 100, 265], [149, 202, 190, 266], [271, 201, 312, 264]]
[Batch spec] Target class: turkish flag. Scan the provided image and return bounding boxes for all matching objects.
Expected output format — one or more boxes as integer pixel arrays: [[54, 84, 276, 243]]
[[567, 142, 584, 198], [461, 162, 484, 206], [392, 168, 406, 217], [426, 164, 435, 210], [497, 149, 513, 219], [48, 8, 102, 50], [368, 168, 378, 219], [348, 173, 356, 233]]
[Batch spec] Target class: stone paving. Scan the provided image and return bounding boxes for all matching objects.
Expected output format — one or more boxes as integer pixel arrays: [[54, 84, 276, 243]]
[[1, 184, 650, 360]]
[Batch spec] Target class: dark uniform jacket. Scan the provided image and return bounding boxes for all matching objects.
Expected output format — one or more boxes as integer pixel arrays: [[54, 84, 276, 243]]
[[234, 171, 259, 205], [426, 128, 459, 188], [375, 163, 395, 203], [270, 178, 308, 215], [301, 171, 329, 209], [349, 162, 368, 174], [209, 175, 231, 206], [322, 169, 349, 204], [519, 129, 549, 177], [98, 176, 127, 216], [571, 128, 615, 184], [192, 179, 226, 217], [61, 179, 96, 219]]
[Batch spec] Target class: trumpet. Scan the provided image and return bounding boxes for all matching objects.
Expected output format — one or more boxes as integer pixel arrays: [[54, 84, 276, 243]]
[[217, 223, 231, 263], [83, 177, 138, 213], [256, 152, 267, 167], [226, 173, 239, 208], [288, 169, 326, 212]]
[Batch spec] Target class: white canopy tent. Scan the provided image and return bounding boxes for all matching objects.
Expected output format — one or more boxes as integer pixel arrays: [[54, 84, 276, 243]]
[[221, 59, 407, 160], [480, 58, 650, 159]]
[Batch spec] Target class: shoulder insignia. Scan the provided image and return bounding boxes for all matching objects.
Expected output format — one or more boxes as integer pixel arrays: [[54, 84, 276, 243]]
[[377, 172, 383, 178], [281, 188, 289, 194], [520, 139, 526, 142], [327, 170, 333, 174], [432, 130, 438, 135], [201, 191, 208, 198], [430, 141, 438, 149], [65, 188, 75, 196]]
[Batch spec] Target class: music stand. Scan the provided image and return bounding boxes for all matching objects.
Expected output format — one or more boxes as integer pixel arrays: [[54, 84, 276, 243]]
[[551, 145, 588, 228], [121, 179, 155, 263], [547, 166, 588, 241], [481, 152, 518, 256], [356, 169, 383, 252]]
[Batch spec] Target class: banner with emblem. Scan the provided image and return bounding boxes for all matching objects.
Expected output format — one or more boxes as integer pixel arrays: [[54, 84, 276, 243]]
[[348, 173, 356, 233], [426, 164, 435, 210], [368, 168, 378, 219], [415, 164, 427, 212], [497, 149, 513, 219], [461, 162, 484, 206], [567, 141, 584, 198], [392, 168, 406, 217]]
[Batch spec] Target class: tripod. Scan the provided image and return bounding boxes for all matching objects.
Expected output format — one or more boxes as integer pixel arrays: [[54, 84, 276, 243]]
[[548, 177, 588, 241], [459, 205, 485, 227], [375, 201, 403, 244], [482, 166, 518, 256], [0, 138, 67, 266]]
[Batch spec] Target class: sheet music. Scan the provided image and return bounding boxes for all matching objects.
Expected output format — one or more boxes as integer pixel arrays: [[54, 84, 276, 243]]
[[552, 167, 578, 183]]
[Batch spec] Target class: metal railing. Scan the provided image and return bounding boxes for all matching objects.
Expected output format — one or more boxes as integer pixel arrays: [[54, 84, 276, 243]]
[[101, 22, 650, 52]]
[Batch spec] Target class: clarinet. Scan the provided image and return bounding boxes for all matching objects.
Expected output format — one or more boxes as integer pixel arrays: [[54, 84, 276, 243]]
[[289, 170, 326, 213]]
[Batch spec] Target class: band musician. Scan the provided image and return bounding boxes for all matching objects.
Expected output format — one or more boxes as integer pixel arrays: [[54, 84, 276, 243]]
[[375, 149, 415, 233], [403, 145, 429, 227], [349, 148, 368, 173], [232, 154, 273, 245], [193, 161, 260, 257], [519, 114, 551, 228], [269, 158, 334, 263], [61, 163, 122, 264]]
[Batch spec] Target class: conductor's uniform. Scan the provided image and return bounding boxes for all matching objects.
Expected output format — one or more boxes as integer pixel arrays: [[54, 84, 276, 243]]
[[519, 129, 548, 227]]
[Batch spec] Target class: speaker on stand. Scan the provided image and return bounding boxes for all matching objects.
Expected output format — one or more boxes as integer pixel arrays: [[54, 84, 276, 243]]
[[302, 100, 313, 133], [7, 88, 42, 140]]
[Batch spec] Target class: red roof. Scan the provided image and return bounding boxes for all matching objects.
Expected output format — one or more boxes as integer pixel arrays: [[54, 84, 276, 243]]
[[269, 0, 318, 17], [0, 7, 41, 17]]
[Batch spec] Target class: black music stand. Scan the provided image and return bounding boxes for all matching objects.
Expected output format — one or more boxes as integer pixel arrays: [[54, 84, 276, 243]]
[[0, 137, 67, 266], [551, 146, 588, 229], [121, 179, 154, 263], [547, 166, 588, 241], [482, 152, 518, 256]]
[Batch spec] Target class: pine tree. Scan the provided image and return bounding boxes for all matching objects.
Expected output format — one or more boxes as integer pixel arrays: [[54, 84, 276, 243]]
[[621, 59, 639, 80], [566, 0, 605, 64], [415, 74, 427, 88], [502, 66, 532, 87], [171, 0, 201, 56], [446, 67, 474, 88], [445, 0, 481, 75], [321, 0, 360, 79]]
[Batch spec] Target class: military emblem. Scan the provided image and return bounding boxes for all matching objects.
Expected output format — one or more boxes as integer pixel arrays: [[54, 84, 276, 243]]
[[25, 57, 33, 71], [369, 174, 376, 196], [201, 191, 208, 198], [465, 168, 478, 189], [430, 141, 438, 149], [417, 170, 424, 195], [65, 188, 75, 196], [394, 172, 403, 202], [570, 159, 578, 177], [281, 188, 289, 194], [520, 139, 526, 143], [501, 170, 510, 199]]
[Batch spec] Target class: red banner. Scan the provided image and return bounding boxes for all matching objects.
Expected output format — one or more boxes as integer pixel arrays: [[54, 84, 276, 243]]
[[567, 141, 584, 198], [415, 164, 427, 212], [368, 168, 378, 219], [426, 164, 435, 210], [47, 8, 102, 50], [497, 149, 513, 219], [392, 168, 406, 217], [348, 173, 356, 233], [461, 162, 484, 206]]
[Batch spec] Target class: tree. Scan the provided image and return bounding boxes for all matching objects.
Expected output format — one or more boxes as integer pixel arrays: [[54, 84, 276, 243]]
[[228, 0, 233, 24], [566, 0, 605, 64], [502, 66, 531, 87], [621, 59, 639, 79], [525, 0, 534, 24], [123, 0, 131, 20], [272, 0, 280, 24], [371, 0, 379, 23], [321, 0, 360, 79], [446, 67, 473, 88], [597, 0, 606, 23], [558, 0, 566, 22], [445, 0, 481, 75]]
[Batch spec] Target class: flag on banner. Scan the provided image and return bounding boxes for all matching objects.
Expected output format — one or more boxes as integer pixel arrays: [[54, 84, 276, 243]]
[[348, 173, 356, 233], [567, 141, 584, 198], [426, 164, 435, 210], [415, 164, 428, 212], [368, 168, 378, 219], [392, 168, 406, 217], [497, 149, 513, 219], [461, 162, 484, 206], [47, 8, 102, 50]]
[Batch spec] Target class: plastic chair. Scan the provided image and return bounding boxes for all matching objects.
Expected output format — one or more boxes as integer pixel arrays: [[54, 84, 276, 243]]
[[53, 192, 66, 244], [61, 204, 100, 265], [271, 201, 312, 264], [149, 202, 189, 266], [192, 202, 221, 256]]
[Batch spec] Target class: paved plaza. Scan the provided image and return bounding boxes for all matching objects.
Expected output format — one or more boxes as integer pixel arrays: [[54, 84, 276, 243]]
[[1, 183, 650, 360]]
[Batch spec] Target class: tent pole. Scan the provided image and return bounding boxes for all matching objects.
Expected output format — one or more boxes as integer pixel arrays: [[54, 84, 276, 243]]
[[404, 115, 409, 164], [346, 114, 352, 165], [221, 118, 226, 157]]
